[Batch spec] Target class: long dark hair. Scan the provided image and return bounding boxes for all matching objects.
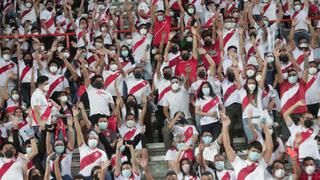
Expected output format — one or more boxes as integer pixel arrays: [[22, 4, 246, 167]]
[[197, 81, 216, 100], [125, 95, 139, 120], [120, 45, 135, 65], [244, 78, 258, 105], [179, 158, 197, 177]]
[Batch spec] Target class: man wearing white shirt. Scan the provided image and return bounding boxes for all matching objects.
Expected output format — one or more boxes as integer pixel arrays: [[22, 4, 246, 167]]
[[221, 112, 273, 180]]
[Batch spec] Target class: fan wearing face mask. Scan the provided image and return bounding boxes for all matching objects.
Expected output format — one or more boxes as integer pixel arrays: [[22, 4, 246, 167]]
[[199, 31, 222, 69], [46, 60, 70, 99], [151, 0, 171, 45], [300, 157, 320, 179], [3, 89, 21, 115], [20, 0, 38, 24], [102, 59, 126, 97], [40, 0, 56, 34], [177, 1, 196, 27], [304, 61, 320, 117], [275, 48, 309, 114], [288, 0, 310, 32], [283, 99, 320, 166], [73, 107, 108, 178], [265, 158, 300, 180], [222, 17, 240, 54], [0, 47, 18, 91], [174, 158, 199, 180], [118, 45, 136, 74]]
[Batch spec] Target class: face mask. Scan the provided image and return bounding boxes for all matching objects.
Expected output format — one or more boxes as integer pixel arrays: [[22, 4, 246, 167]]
[[304, 120, 313, 128], [134, 72, 143, 79], [279, 55, 289, 63], [60, 95, 68, 102], [204, 39, 212, 47], [182, 164, 190, 173], [50, 66, 58, 73], [198, 71, 206, 78], [140, 28, 147, 35], [233, 12, 240, 18], [288, 75, 297, 84], [26, 147, 32, 154], [88, 139, 98, 148], [294, 4, 301, 11], [305, 165, 315, 175], [101, 27, 107, 32], [214, 161, 225, 171], [57, 46, 63, 52], [248, 151, 261, 162], [126, 120, 136, 128], [157, 15, 164, 21], [181, 53, 190, 61], [283, 72, 288, 80], [122, 169, 132, 178], [202, 136, 213, 144], [110, 64, 118, 71], [120, 145, 126, 152], [187, 8, 195, 14], [4, 150, 14, 158], [227, 72, 235, 82], [126, 39, 133, 46], [308, 67, 317, 75], [47, 6, 53, 12], [43, 84, 50, 92], [54, 145, 65, 154], [249, 32, 257, 38], [264, 57, 273, 64], [3, 54, 11, 61], [171, 83, 180, 91], [127, 100, 136, 107], [246, 69, 255, 77], [299, 43, 308, 49], [12, 94, 20, 100], [95, 42, 103, 49], [109, 20, 114, 26], [175, 141, 186, 150], [263, 20, 269, 27], [94, 81, 104, 89], [98, 122, 108, 130], [26, 2, 32, 8], [186, 36, 193, 42], [274, 169, 285, 178], [247, 84, 256, 92], [255, 74, 262, 82], [202, 87, 210, 96], [163, 72, 172, 80], [171, 46, 178, 54], [63, 52, 70, 59], [121, 50, 129, 57]]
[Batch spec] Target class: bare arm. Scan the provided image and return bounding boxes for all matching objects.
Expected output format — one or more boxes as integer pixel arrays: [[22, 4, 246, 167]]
[[66, 118, 75, 150], [167, 112, 181, 132], [25, 138, 38, 161], [262, 124, 273, 164], [221, 113, 236, 162], [73, 106, 84, 147], [283, 100, 305, 127]]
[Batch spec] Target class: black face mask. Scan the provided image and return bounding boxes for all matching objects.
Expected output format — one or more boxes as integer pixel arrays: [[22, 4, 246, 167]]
[[279, 55, 289, 63], [30, 175, 42, 180], [181, 53, 190, 61], [24, 59, 33, 66], [204, 40, 212, 47], [249, 32, 257, 38], [134, 72, 143, 79], [179, 118, 187, 125], [94, 81, 104, 89], [127, 100, 136, 107], [227, 72, 235, 82], [163, 72, 172, 80], [4, 150, 14, 158], [198, 71, 206, 78], [171, 46, 178, 54], [47, 6, 53, 12], [304, 120, 313, 128]]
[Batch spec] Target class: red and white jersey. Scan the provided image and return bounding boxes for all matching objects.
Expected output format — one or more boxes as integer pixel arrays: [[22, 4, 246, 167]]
[[3, 0, 14, 13], [118, 122, 144, 141], [119, 58, 136, 74], [280, 62, 292, 74], [132, 32, 152, 63], [260, 1, 277, 22], [287, 123, 320, 160], [231, 156, 268, 180], [280, 80, 307, 114], [203, 10, 215, 27], [40, 9, 56, 34], [261, 86, 273, 110], [190, 78, 207, 95], [222, 55, 244, 74], [223, 28, 239, 53], [239, 88, 263, 120], [49, 149, 73, 178], [172, 125, 199, 145], [152, 0, 164, 10], [47, 73, 69, 98], [78, 144, 108, 177], [0, 156, 26, 180], [290, 4, 308, 31], [153, 74, 171, 106], [162, 52, 181, 74], [221, 79, 241, 107], [244, 37, 262, 61], [292, 47, 315, 70], [305, 72, 320, 105], [6, 99, 19, 114], [114, 170, 140, 180], [18, 62, 38, 83], [76, 28, 91, 47], [215, 169, 236, 180], [195, 96, 221, 125], [102, 70, 124, 96], [169, 0, 179, 10], [86, 86, 114, 116], [0, 60, 17, 87], [19, 4, 37, 24], [30, 88, 54, 126], [183, 14, 193, 27], [137, 1, 151, 24], [281, 0, 290, 15], [56, 15, 73, 31], [125, 75, 151, 104]]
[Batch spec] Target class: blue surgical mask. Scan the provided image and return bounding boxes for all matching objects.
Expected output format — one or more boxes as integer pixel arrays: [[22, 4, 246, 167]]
[[54, 145, 65, 154], [214, 161, 225, 170], [249, 151, 261, 162], [98, 122, 108, 130], [288, 75, 297, 84], [176, 142, 186, 151], [201, 136, 213, 145], [122, 169, 132, 178]]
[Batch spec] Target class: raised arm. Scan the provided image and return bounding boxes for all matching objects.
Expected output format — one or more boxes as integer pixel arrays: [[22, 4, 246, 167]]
[[221, 113, 236, 162], [191, 27, 198, 59], [167, 112, 182, 132], [139, 95, 148, 125], [72, 106, 84, 147], [66, 118, 75, 150], [127, 144, 139, 174], [184, 65, 191, 90], [125, 2, 136, 32], [114, 138, 124, 176], [262, 124, 273, 164], [283, 100, 305, 127], [289, 18, 297, 50], [273, 47, 284, 84], [259, 60, 268, 89], [302, 51, 309, 82], [45, 131, 53, 155], [25, 138, 38, 161]]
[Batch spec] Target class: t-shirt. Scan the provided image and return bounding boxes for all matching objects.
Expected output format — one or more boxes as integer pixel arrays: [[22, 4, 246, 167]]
[[86, 85, 114, 116], [231, 156, 268, 180], [195, 96, 221, 125], [163, 87, 192, 119], [0, 155, 27, 179], [194, 139, 220, 162]]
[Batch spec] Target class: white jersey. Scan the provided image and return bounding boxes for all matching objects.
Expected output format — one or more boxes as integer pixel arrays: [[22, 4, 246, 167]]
[[239, 88, 263, 122], [172, 125, 199, 145], [163, 87, 192, 119], [231, 156, 268, 180], [18, 61, 38, 83], [137, 1, 151, 24], [290, 5, 308, 31], [76, 28, 91, 47], [153, 74, 171, 106], [86, 85, 114, 116], [305, 72, 320, 105], [49, 149, 73, 177], [47, 73, 69, 97], [132, 32, 152, 63], [124, 75, 151, 105], [292, 47, 315, 70], [40, 10, 56, 34], [195, 96, 221, 125], [0, 59, 17, 87], [20, 4, 37, 24], [221, 79, 241, 107], [194, 139, 221, 162], [223, 28, 239, 54], [0, 155, 26, 180], [102, 70, 124, 97], [260, 1, 277, 22], [214, 169, 236, 180]]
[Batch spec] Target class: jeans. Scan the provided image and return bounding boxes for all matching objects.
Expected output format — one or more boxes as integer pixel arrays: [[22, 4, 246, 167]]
[[225, 103, 243, 142], [155, 106, 165, 142], [20, 82, 31, 107], [242, 117, 261, 143]]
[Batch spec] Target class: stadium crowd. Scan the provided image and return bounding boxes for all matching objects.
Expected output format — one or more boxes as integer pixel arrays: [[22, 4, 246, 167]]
[[0, 0, 320, 179]]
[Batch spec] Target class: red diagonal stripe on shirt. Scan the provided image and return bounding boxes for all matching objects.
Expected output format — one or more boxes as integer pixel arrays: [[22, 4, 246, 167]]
[[20, 66, 31, 82], [132, 36, 147, 53], [46, 76, 64, 98], [79, 151, 102, 170], [128, 80, 147, 95], [202, 96, 220, 113], [0, 159, 16, 179], [104, 71, 121, 89], [223, 29, 236, 46], [0, 63, 15, 75], [237, 163, 257, 180]]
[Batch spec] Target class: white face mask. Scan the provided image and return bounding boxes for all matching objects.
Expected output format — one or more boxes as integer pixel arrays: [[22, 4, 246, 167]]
[[3, 54, 11, 61], [187, 8, 195, 14], [109, 64, 118, 71], [63, 52, 70, 59], [274, 169, 285, 178], [101, 27, 107, 32], [157, 15, 164, 21], [88, 139, 98, 148], [248, 84, 256, 92], [126, 39, 133, 46], [305, 165, 315, 175], [255, 74, 262, 82], [246, 69, 255, 77], [12, 94, 20, 100], [140, 28, 147, 35], [57, 46, 64, 52], [186, 36, 193, 42], [126, 120, 136, 128], [26, 147, 32, 154], [50, 66, 58, 73], [182, 164, 190, 173], [202, 87, 210, 96], [294, 4, 301, 11], [43, 84, 50, 92], [266, 56, 274, 63], [308, 67, 317, 75], [225, 22, 235, 29], [25, 2, 32, 8], [171, 83, 180, 91], [60, 95, 68, 102], [41, 46, 45, 51], [109, 20, 114, 26], [283, 72, 288, 79], [95, 42, 103, 49]]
